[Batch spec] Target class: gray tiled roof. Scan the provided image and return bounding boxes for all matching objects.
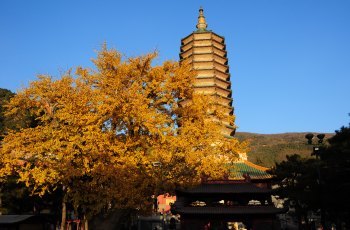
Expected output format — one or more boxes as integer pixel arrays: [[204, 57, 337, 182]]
[[173, 206, 286, 215], [0, 215, 34, 224]]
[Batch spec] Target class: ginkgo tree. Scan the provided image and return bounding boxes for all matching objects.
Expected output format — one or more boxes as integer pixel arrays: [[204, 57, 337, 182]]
[[0, 46, 247, 229]]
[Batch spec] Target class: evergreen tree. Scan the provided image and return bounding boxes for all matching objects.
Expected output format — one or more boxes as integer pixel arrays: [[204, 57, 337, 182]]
[[271, 117, 350, 228], [319, 118, 350, 226]]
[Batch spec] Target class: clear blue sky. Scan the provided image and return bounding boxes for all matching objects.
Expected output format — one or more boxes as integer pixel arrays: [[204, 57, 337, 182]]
[[1, 0, 349, 134]]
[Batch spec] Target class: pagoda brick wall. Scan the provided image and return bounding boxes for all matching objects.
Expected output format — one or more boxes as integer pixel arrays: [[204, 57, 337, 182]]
[[180, 30, 235, 137]]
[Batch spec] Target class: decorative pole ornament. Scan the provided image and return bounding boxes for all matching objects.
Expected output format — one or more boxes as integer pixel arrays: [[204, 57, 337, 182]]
[[196, 7, 208, 31]]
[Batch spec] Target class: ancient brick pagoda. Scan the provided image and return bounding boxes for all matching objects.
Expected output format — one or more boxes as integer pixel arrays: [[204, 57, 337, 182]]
[[171, 8, 286, 229], [180, 7, 235, 139]]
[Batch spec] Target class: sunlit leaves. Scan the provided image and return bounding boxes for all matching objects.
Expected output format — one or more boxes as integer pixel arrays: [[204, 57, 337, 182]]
[[0, 46, 246, 216]]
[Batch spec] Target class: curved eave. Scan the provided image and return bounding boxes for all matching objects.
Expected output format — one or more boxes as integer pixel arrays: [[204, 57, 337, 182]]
[[180, 51, 226, 58], [224, 134, 235, 139], [0, 215, 35, 224], [210, 102, 234, 112], [211, 92, 234, 101], [228, 161, 273, 180], [180, 40, 225, 48], [172, 206, 287, 216], [180, 45, 227, 57], [177, 98, 234, 112], [194, 70, 231, 82], [189, 67, 229, 76], [181, 31, 225, 43], [180, 53, 228, 65], [193, 90, 233, 104], [176, 183, 271, 195], [196, 75, 231, 85], [225, 124, 235, 129], [193, 84, 232, 93], [243, 160, 270, 172], [197, 30, 225, 41], [191, 60, 229, 70]]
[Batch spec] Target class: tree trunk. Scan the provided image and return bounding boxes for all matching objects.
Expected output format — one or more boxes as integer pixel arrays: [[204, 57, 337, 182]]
[[0, 188, 2, 215], [84, 215, 88, 230], [60, 200, 66, 230]]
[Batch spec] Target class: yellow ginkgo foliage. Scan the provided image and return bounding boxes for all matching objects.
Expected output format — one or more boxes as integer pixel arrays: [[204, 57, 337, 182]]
[[0, 46, 247, 228]]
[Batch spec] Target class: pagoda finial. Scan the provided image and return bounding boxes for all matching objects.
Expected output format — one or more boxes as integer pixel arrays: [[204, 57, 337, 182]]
[[196, 7, 207, 31]]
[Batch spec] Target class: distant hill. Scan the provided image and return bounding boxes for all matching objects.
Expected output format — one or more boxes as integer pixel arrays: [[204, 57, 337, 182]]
[[235, 132, 334, 168]]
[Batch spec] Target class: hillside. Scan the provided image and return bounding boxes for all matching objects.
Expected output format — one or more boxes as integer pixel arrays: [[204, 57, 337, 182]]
[[235, 132, 334, 168]]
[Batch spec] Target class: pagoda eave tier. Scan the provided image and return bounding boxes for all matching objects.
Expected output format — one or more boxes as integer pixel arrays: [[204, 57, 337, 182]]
[[181, 40, 226, 53], [191, 61, 229, 74], [223, 126, 235, 136], [203, 92, 233, 102], [195, 77, 231, 89], [193, 84, 231, 92], [193, 86, 232, 98], [181, 31, 225, 45], [180, 46, 227, 58], [195, 69, 230, 81], [182, 53, 228, 65], [189, 67, 229, 78], [178, 95, 233, 109], [172, 206, 287, 216]]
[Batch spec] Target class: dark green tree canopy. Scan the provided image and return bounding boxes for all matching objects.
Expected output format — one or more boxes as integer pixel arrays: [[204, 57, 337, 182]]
[[321, 123, 350, 163], [271, 118, 350, 227]]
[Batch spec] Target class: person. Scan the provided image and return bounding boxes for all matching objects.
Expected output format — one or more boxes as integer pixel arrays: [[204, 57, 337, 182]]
[[204, 222, 211, 230], [169, 217, 176, 230], [153, 197, 158, 213]]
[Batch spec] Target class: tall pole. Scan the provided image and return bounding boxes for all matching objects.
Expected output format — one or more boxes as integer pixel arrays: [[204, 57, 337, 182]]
[[305, 133, 326, 227]]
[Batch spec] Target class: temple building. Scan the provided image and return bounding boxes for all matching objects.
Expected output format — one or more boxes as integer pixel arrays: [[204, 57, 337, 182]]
[[171, 162, 285, 229], [170, 8, 286, 229]]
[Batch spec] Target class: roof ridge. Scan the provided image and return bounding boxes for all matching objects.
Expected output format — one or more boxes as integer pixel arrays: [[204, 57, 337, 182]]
[[243, 160, 270, 171]]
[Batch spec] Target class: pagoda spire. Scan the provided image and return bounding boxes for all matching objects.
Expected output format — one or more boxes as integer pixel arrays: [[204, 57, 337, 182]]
[[196, 7, 207, 31]]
